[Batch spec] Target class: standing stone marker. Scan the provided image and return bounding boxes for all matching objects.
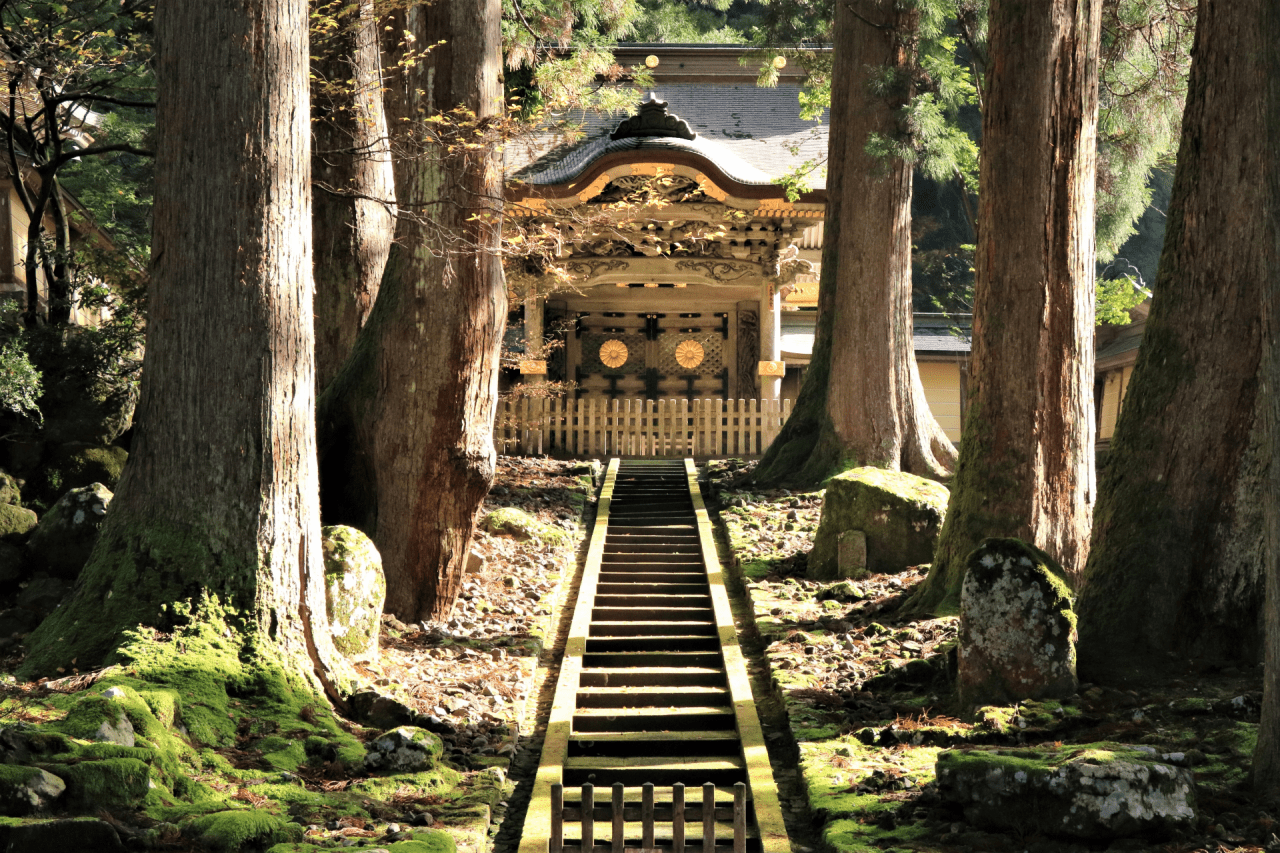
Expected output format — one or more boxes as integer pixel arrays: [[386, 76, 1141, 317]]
[[837, 530, 867, 578], [959, 538, 1077, 706]]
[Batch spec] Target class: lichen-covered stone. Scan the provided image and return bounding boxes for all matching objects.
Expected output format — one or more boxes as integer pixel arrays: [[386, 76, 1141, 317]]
[[0, 765, 65, 814], [25, 483, 112, 579], [808, 468, 948, 580], [0, 503, 38, 543], [321, 525, 385, 660], [364, 726, 444, 773], [482, 507, 568, 547], [52, 693, 137, 747], [935, 744, 1196, 839], [958, 538, 1077, 706]]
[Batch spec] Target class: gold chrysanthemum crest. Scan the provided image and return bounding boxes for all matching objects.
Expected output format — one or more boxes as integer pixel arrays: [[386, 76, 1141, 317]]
[[599, 339, 629, 368]]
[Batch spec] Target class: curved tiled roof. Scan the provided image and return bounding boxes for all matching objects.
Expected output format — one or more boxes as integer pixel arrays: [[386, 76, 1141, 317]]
[[518, 134, 777, 186], [506, 83, 829, 189]]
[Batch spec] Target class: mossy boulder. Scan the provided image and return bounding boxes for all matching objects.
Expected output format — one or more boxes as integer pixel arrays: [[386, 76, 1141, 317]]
[[51, 690, 137, 747], [44, 756, 151, 810], [0, 470, 20, 506], [935, 743, 1196, 839], [482, 507, 568, 547], [31, 443, 127, 508], [0, 503, 37, 543], [958, 538, 1077, 707], [808, 467, 948, 580], [25, 482, 112, 579], [321, 525, 385, 661], [0, 765, 65, 815], [364, 726, 444, 773], [0, 817, 125, 851]]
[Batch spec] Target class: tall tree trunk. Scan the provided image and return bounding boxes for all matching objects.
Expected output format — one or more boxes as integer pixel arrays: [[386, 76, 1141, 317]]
[[311, 0, 395, 393], [752, 0, 956, 487], [1254, 0, 1280, 797], [20, 0, 348, 694], [318, 0, 505, 622], [912, 0, 1101, 614], [1073, 0, 1268, 675]]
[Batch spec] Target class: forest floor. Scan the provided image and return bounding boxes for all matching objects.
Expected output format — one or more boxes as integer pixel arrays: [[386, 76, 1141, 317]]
[[0, 456, 1269, 853], [0, 456, 595, 853], [706, 458, 1273, 853]]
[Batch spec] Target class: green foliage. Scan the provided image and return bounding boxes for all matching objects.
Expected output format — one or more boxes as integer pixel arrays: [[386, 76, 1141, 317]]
[[502, 0, 643, 111], [1095, 0, 1193, 261], [0, 332, 43, 426], [1095, 274, 1148, 325], [630, 0, 755, 43], [58, 108, 155, 257]]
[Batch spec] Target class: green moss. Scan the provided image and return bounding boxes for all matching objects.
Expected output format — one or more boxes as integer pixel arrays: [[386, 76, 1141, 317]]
[[45, 757, 151, 809], [48, 694, 130, 741], [936, 742, 1171, 779], [348, 768, 461, 799], [0, 503, 37, 541], [822, 816, 931, 853], [184, 808, 300, 852], [482, 507, 569, 547]]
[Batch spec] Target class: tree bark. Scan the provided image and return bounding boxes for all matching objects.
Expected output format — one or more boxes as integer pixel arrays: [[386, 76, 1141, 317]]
[[318, 0, 505, 622], [311, 0, 395, 393], [912, 0, 1101, 614], [1073, 0, 1268, 675], [20, 0, 348, 694], [1254, 0, 1280, 798], [752, 0, 956, 487]]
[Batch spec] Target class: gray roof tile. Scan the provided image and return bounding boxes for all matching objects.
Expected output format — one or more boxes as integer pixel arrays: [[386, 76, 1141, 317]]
[[507, 83, 829, 188]]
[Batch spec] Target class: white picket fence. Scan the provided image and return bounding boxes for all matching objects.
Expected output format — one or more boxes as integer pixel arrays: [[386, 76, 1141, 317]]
[[496, 396, 793, 458]]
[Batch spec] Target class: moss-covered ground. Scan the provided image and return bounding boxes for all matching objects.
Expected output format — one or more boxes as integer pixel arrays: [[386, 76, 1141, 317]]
[[706, 460, 1271, 853], [0, 457, 591, 852]]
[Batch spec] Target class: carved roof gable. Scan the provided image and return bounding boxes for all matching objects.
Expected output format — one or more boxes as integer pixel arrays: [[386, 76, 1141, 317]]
[[610, 92, 697, 141]]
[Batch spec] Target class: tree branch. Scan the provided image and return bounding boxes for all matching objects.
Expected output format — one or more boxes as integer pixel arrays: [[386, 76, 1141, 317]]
[[52, 142, 154, 169]]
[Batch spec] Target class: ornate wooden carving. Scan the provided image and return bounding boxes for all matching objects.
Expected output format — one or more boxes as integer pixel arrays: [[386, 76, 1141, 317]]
[[737, 310, 759, 398]]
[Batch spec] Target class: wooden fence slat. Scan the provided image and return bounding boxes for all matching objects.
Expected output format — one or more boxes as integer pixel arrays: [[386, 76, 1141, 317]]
[[520, 397, 530, 455], [650, 399, 660, 457], [701, 783, 715, 853], [672, 783, 685, 853], [558, 396, 566, 455], [550, 783, 564, 853], [750, 398, 759, 456], [641, 783, 655, 850], [611, 783, 625, 853], [593, 397, 602, 457], [682, 397, 689, 456], [582, 784, 595, 853], [716, 399, 725, 457], [614, 399, 624, 458], [733, 783, 746, 853]]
